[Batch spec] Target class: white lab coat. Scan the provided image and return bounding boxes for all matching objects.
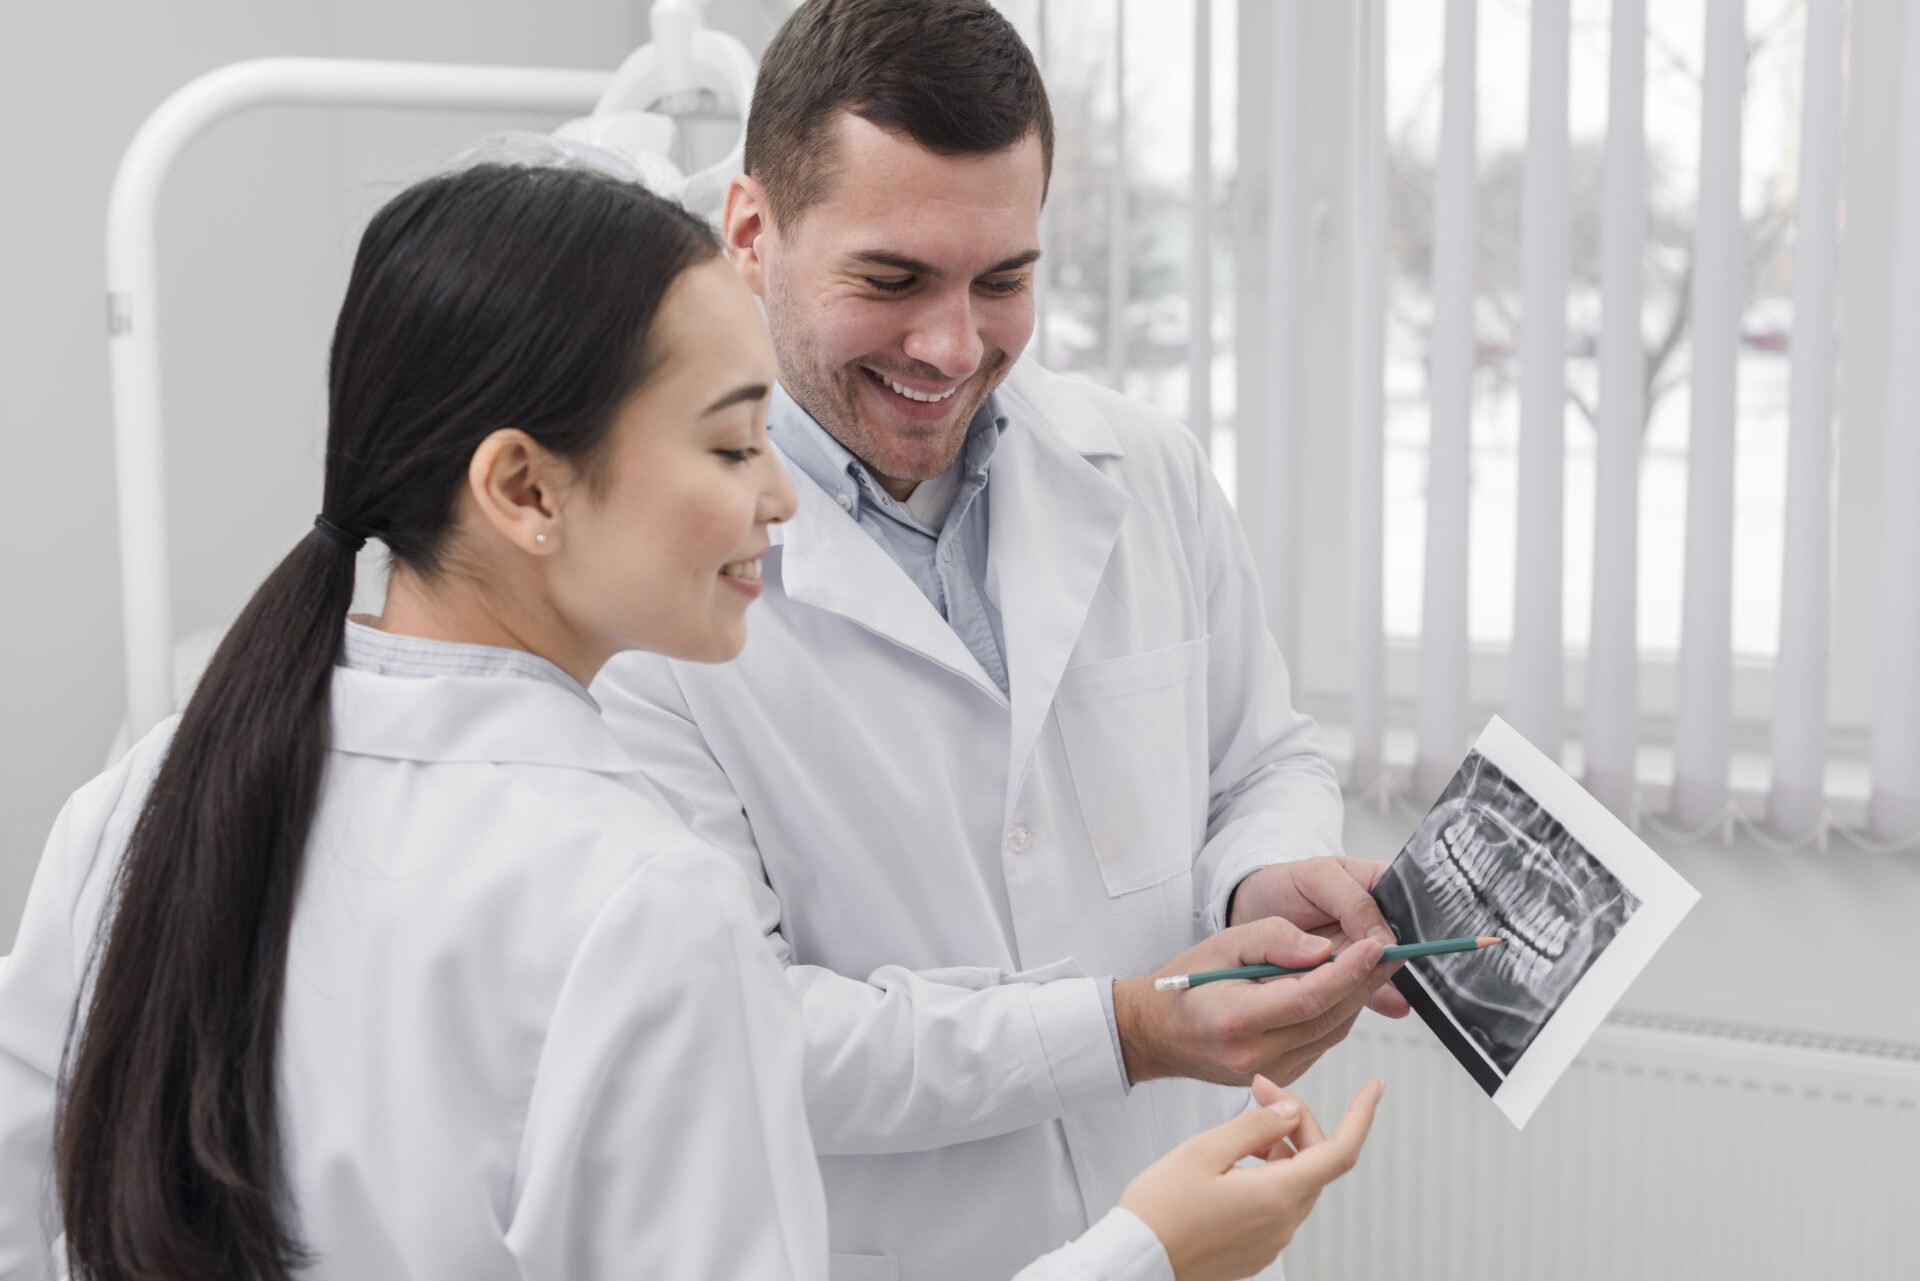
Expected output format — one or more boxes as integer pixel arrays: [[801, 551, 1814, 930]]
[[0, 657, 1175, 1281], [596, 359, 1346, 1281], [0, 662, 827, 1281]]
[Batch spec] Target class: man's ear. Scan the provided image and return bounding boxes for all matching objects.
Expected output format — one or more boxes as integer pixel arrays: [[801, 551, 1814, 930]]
[[468, 428, 568, 554], [723, 174, 773, 297]]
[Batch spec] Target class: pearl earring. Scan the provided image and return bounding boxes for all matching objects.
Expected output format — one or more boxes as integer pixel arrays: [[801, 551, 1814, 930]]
[[535, 533, 548, 545]]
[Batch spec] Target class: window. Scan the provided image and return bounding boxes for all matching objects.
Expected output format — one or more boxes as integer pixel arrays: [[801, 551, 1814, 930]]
[[1021, 0, 1906, 821], [1002, 0, 1241, 491], [1381, 0, 1810, 662]]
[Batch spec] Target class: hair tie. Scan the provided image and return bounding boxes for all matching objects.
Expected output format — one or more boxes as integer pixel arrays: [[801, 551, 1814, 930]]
[[312, 514, 366, 553]]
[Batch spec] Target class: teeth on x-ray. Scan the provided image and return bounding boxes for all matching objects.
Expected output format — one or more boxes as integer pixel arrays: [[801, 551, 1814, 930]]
[[1433, 819, 1568, 965], [1371, 751, 1641, 1082]]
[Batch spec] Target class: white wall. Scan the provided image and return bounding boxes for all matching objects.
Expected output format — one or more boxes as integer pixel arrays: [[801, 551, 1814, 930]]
[[0, 0, 676, 946]]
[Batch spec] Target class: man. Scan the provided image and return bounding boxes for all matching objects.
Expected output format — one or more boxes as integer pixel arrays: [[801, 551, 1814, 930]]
[[596, 2, 1408, 1276]]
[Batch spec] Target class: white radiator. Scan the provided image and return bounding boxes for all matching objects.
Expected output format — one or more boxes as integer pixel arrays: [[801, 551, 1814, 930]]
[[1282, 1011, 1920, 1280]]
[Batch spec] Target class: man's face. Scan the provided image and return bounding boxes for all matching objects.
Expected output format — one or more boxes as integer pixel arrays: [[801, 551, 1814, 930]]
[[726, 114, 1045, 498]]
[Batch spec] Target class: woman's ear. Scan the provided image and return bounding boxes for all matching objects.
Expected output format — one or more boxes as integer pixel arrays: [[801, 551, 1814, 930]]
[[467, 428, 570, 553]]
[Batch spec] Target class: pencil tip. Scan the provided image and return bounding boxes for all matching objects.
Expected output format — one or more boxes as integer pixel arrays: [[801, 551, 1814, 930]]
[[1477, 936, 1503, 948]]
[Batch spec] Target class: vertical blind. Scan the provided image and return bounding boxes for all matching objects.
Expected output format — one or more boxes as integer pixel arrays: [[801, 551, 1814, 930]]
[[1412, 0, 1478, 803], [1263, 0, 1301, 660], [1107, 0, 1128, 391], [1872, 0, 1920, 843], [1348, 0, 1389, 797], [1769, 0, 1845, 840], [1031, 0, 1916, 848], [1669, 0, 1745, 832], [1584, 0, 1646, 821], [1188, 0, 1213, 460], [1508, 0, 1570, 762], [1032, 0, 1053, 371]]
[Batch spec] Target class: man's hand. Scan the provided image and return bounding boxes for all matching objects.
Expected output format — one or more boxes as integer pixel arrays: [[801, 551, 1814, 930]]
[[1113, 917, 1399, 1088], [1228, 857, 1412, 1019]]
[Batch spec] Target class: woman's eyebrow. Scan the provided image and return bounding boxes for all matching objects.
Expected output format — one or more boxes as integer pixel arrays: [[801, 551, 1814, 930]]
[[703, 382, 771, 415]]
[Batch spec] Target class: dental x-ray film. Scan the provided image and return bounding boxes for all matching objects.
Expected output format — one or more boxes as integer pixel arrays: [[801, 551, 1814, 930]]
[[1372, 716, 1700, 1128]]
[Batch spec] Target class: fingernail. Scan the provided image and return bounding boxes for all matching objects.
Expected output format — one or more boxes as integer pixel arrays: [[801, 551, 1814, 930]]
[[1268, 1099, 1300, 1117], [1361, 939, 1386, 965], [1301, 934, 1332, 953], [1367, 926, 1396, 944]]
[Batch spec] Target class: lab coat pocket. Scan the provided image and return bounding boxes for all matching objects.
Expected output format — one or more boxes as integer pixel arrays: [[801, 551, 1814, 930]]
[[1054, 638, 1209, 896], [828, 1254, 898, 1281]]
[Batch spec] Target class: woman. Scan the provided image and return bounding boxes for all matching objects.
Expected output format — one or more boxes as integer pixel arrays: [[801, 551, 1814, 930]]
[[0, 162, 1378, 1281]]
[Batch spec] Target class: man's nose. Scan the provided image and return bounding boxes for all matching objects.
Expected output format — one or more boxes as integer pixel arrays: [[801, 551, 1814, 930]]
[[901, 289, 985, 379]]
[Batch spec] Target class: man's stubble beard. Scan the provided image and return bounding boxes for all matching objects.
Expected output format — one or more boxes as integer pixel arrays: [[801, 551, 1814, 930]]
[[761, 265, 858, 455], [761, 264, 1006, 489]]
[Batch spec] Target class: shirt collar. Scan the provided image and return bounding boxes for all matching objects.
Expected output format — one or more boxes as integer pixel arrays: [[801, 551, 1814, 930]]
[[339, 618, 597, 711], [769, 379, 1009, 524]]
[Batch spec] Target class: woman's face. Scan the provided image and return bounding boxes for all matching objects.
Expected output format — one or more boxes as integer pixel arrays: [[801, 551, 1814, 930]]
[[550, 256, 795, 665]]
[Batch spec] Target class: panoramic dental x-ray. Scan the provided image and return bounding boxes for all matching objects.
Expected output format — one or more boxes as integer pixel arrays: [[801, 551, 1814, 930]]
[[1374, 749, 1641, 1093]]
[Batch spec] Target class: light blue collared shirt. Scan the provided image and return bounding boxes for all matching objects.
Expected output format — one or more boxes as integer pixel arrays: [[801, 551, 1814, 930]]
[[768, 382, 1133, 1089], [770, 383, 1009, 697], [339, 618, 596, 708]]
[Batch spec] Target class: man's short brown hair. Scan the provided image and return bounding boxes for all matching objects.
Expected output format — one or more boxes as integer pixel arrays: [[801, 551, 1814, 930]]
[[744, 0, 1054, 227]]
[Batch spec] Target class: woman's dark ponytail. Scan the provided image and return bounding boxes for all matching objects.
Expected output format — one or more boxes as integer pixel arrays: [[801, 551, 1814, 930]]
[[55, 163, 718, 1281], [57, 532, 354, 1278]]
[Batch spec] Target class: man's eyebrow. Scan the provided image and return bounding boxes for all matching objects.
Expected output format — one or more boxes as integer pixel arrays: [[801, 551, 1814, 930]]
[[848, 249, 1043, 276], [984, 249, 1044, 274], [703, 382, 770, 415]]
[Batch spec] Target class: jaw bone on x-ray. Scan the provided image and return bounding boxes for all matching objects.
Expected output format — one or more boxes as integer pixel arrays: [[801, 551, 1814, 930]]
[[1373, 750, 1641, 1090]]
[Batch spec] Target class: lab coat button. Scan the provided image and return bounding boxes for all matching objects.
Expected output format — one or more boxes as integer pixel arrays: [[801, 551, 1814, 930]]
[[1007, 825, 1033, 853]]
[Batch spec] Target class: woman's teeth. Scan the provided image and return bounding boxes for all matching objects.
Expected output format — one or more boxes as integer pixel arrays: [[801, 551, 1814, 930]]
[[875, 371, 959, 403], [721, 558, 762, 580]]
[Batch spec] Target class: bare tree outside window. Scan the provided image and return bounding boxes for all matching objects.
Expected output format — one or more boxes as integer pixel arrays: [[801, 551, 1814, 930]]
[[1382, 0, 1815, 659]]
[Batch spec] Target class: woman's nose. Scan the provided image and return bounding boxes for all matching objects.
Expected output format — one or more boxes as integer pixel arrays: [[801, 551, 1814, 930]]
[[760, 449, 798, 524]]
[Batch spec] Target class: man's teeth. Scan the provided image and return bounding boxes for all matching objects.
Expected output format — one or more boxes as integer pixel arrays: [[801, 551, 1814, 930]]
[[878, 372, 958, 403], [721, 558, 762, 580]]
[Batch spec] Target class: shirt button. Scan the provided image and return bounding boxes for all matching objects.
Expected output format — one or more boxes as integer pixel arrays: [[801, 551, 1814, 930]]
[[1007, 825, 1033, 853], [836, 493, 854, 512], [940, 543, 955, 563]]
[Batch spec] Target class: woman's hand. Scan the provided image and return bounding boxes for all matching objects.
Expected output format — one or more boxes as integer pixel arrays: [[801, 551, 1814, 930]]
[[1116, 1076, 1384, 1281]]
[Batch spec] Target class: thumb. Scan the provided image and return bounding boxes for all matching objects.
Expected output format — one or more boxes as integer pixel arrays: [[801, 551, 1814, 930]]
[[1247, 916, 1333, 968], [1248, 1075, 1300, 1161], [1185, 1098, 1303, 1172], [1249, 1073, 1288, 1109]]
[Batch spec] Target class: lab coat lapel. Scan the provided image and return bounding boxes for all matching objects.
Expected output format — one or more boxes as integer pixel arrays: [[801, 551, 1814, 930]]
[[774, 458, 1008, 703], [990, 371, 1130, 804]]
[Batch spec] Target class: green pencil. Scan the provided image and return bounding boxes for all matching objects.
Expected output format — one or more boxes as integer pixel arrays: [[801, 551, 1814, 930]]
[[1152, 935, 1503, 991]]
